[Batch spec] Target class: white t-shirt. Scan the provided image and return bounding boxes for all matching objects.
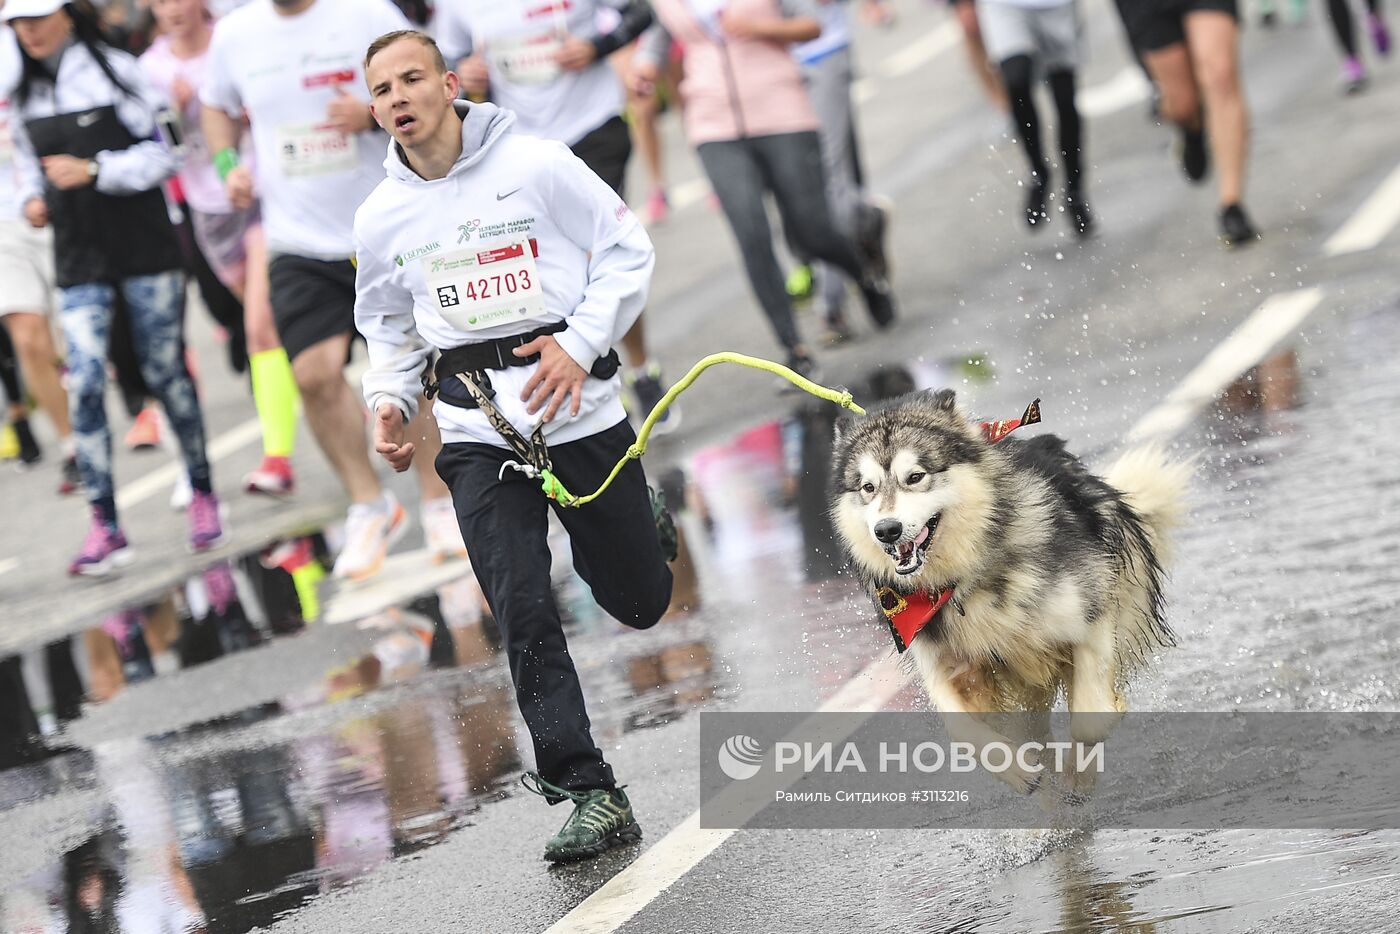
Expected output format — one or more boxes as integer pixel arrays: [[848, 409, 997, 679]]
[[434, 0, 624, 146], [0, 29, 32, 222], [201, 0, 411, 258]]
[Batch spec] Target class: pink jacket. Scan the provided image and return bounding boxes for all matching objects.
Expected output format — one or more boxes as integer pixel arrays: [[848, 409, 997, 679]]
[[644, 0, 820, 146]]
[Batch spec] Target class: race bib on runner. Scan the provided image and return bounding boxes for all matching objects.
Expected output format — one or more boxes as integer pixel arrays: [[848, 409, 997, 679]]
[[489, 34, 564, 86], [275, 122, 357, 177], [425, 239, 548, 332]]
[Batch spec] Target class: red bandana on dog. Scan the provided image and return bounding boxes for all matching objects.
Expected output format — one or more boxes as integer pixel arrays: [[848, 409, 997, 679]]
[[874, 399, 1042, 653]]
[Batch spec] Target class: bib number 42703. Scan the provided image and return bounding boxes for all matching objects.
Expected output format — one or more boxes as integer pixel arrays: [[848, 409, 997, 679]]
[[425, 239, 547, 331]]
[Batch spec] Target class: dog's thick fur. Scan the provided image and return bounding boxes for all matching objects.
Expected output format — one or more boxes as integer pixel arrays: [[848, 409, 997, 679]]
[[830, 389, 1191, 793]]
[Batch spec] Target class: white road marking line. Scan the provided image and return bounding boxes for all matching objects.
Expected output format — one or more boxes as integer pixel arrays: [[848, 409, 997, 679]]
[[541, 657, 908, 934], [1077, 66, 1151, 120], [0, 556, 19, 577], [1127, 288, 1325, 444], [546, 285, 1331, 933], [879, 20, 960, 78], [667, 177, 712, 213], [1322, 162, 1400, 256], [115, 417, 264, 509]]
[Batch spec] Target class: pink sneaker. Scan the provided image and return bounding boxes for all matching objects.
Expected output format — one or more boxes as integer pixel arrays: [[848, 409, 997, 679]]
[[69, 518, 134, 577], [243, 455, 295, 496], [1371, 13, 1392, 55], [644, 188, 670, 226], [188, 490, 229, 552]]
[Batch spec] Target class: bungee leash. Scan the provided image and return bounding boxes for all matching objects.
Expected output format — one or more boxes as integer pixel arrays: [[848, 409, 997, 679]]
[[483, 352, 868, 507]]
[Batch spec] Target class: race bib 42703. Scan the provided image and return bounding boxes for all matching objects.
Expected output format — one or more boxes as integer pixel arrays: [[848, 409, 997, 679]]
[[425, 239, 549, 332]]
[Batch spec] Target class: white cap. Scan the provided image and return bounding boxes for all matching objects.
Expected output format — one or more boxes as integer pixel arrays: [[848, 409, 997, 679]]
[[1, 0, 69, 22]]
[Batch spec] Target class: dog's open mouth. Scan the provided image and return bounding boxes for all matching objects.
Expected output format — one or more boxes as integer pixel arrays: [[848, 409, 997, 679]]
[[886, 514, 940, 575]]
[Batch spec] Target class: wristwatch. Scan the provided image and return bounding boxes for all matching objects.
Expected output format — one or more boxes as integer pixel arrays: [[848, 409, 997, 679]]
[[86, 159, 99, 181]]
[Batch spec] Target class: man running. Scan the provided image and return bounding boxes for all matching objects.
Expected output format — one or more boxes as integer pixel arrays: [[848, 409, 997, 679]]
[[434, 0, 677, 430], [1114, 0, 1259, 245], [200, 0, 468, 577], [356, 30, 672, 862], [140, 0, 299, 498]]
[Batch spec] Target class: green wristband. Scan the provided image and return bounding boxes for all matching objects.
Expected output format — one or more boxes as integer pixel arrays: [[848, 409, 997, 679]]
[[213, 147, 240, 182]]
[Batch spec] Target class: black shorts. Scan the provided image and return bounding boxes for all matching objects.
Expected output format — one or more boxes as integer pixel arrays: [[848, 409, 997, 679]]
[[569, 116, 632, 196], [1115, 0, 1238, 51], [268, 253, 358, 361]]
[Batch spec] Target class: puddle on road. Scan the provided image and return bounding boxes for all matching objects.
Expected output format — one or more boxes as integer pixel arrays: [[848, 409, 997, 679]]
[[4, 319, 1398, 934]]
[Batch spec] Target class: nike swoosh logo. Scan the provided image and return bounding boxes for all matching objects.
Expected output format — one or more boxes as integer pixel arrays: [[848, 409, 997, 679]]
[[77, 111, 99, 127], [496, 188, 522, 201]]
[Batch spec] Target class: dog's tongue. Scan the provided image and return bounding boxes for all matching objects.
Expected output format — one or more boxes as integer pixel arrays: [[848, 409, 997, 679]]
[[914, 525, 931, 547], [897, 541, 913, 560]]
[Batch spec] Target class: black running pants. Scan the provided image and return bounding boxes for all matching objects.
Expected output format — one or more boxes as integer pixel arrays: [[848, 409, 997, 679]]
[[435, 418, 673, 799]]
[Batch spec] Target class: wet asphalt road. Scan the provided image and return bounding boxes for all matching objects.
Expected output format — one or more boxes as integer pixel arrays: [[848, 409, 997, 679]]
[[3, 0, 1400, 930]]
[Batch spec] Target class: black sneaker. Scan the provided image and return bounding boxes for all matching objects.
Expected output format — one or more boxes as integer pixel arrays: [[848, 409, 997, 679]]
[[1179, 128, 1209, 183], [1025, 173, 1050, 230], [1219, 203, 1260, 247], [856, 197, 892, 281], [626, 363, 679, 435], [522, 771, 642, 863], [59, 455, 81, 495], [1065, 187, 1095, 238], [14, 418, 41, 465], [782, 352, 822, 393], [649, 485, 678, 562], [858, 276, 897, 330]]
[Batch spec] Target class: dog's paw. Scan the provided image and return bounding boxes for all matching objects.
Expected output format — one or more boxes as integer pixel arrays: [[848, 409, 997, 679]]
[[997, 750, 1045, 796], [1067, 760, 1100, 798]]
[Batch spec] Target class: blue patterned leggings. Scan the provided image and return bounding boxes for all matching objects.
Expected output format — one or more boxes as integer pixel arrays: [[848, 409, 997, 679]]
[[60, 272, 211, 515]]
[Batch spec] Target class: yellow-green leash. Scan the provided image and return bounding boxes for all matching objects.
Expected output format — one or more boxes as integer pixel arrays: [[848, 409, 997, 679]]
[[540, 352, 866, 507]]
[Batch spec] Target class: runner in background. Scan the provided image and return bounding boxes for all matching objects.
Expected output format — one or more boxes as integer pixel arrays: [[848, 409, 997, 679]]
[[6, 0, 227, 574], [201, 0, 468, 577], [787, 0, 892, 345], [141, 0, 300, 497], [1322, 0, 1390, 93], [435, 0, 679, 432], [978, 0, 1094, 235], [0, 23, 77, 491], [632, 0, 897, 381], [606, 28, 684, 226]]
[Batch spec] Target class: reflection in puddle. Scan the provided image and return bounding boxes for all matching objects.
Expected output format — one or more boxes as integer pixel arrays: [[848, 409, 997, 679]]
[[2, 522, 723, 932]]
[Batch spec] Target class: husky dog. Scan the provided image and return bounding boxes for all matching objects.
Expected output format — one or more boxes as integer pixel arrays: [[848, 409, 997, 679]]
[[830, 389, 1191, 794]]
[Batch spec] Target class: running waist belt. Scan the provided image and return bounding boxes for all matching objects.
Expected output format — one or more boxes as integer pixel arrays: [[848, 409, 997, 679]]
[[425, 322, 621, 409]]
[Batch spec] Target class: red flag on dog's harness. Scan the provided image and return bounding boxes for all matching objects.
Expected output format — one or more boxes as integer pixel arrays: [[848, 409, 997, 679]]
[[875, 399, 1042, 653]]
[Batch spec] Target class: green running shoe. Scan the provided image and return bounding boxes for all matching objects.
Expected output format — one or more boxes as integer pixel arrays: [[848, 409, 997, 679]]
[[522, 771, 642, 863], [785, 264, 814, 305]]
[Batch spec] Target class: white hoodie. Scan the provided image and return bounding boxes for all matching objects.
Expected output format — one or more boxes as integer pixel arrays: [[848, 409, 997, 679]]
[[354, 101, 654, 448]]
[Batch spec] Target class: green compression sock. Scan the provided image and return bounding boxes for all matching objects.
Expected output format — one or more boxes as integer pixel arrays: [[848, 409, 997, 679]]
[[250, 348, 300, 458]]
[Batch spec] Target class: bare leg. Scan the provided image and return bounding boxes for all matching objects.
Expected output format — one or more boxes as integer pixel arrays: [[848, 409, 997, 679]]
[[1142, 41, 1202, 131], [289, 333, 381, 504], [1184, 11, 1248, 207], [1, 311, 70, 439], [241, 227, 278, 355], [956, 0, 1009, 112]]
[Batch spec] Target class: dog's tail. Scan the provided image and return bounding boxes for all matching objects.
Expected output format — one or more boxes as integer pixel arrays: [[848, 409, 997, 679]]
[[1104, 444, 1193, 567]]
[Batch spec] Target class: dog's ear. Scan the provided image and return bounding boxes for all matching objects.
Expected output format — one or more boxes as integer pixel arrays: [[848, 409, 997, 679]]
[[928, 389, 958, 413], [833, 413, 855, 445]]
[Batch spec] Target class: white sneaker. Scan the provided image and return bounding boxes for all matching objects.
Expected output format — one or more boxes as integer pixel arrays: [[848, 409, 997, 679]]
[[332, 493, 408, 582], [169, 469, 193, 511], [421, 496, 467, 563]]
